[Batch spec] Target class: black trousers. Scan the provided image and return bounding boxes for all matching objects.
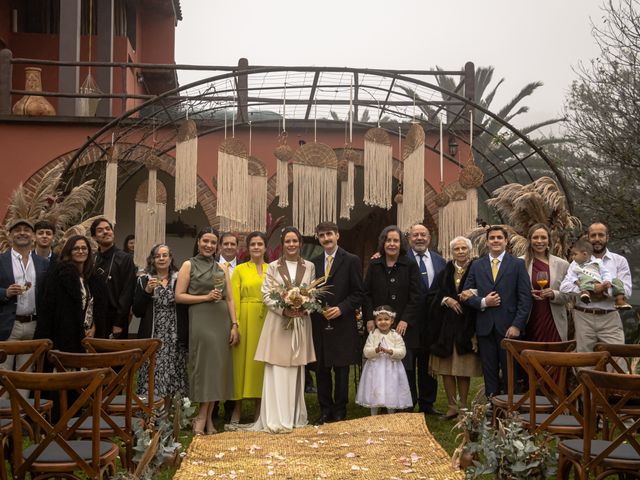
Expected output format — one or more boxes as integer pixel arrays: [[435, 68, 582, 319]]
[[405, 347, 438, 411], [315, 364, 349, 418]]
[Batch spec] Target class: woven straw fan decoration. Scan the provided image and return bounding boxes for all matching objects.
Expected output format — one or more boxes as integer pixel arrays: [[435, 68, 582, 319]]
[[103, 143, 119, 224], [291, 142, 337, 236], [247, 156, 268, 232], [217, 137, 249, 231], [363, 127, 392, 209], [397, 123, 425, 232], [175, 119, 198, 211], [134, 154, 167, 268]]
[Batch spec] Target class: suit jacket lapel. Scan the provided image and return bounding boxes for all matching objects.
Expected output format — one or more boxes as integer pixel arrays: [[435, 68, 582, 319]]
[[0, 253, 15, 284], [326, 248, 343, 281], [277, 257, 306, 286], [494, 253, 510, 285], [481, 255, 494, 284]]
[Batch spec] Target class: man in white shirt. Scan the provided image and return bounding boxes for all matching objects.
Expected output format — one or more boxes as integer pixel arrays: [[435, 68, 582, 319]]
[[560, 222, 633, 352], [0, 218, 49, 382]]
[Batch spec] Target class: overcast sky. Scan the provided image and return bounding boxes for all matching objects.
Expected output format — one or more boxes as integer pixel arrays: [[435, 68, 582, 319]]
[[175, 0, 605, 136]]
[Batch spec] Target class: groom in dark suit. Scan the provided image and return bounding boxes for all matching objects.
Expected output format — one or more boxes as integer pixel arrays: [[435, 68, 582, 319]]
[[311, 221, 364, 424], [462, 225, 532, 397], [407, 223, 446, 414]]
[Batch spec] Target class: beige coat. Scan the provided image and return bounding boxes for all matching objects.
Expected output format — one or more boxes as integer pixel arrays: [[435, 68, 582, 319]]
[[254, 258, 316, 366], [523, 254, 571, 341]]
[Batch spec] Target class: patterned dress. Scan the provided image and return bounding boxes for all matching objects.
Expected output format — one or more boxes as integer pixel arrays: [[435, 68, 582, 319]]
[[138, 277, 188, 398]]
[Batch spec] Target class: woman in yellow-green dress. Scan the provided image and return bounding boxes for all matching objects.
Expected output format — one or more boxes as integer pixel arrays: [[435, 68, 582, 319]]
[[228, 231, 268, 426]]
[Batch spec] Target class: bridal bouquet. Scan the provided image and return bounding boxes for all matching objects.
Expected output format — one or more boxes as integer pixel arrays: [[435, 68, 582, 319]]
[[266, 275, 330, 330]]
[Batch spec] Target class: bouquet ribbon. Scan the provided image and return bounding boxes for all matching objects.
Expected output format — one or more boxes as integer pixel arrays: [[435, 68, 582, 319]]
[[291, 316, 305, 358]]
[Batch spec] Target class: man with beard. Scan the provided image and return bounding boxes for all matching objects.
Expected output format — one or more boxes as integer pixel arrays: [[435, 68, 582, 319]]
[[560, 222, 632, 352], [0, 219, 49, 380], [407, 223, 445, 414], [90, 218, 136, 339], [311, 221, 364, 424]]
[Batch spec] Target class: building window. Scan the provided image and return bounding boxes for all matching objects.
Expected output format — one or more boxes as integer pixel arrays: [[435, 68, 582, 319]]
[[15, 0, 60, 34]]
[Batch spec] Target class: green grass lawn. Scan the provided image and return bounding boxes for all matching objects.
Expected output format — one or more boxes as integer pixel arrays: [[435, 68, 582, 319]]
[[152, 369, 483, 480]]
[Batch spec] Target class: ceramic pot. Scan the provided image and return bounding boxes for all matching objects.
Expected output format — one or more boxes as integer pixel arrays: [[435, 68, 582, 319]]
[[13, 67, 56, 116]]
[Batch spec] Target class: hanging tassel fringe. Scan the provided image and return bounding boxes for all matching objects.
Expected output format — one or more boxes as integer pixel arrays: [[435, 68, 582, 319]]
[[398, 124, 425, 232], [363, 128, 392, 209], [103, 144, 119, 223], [275, 144, 293, 208], [292, 163, 337, 236], [247, 157, 268, 232], [134, 170, 167, 268], [175, 119, 198, 211], [437, 186, 478, 259], [217, 138, 249, 228]]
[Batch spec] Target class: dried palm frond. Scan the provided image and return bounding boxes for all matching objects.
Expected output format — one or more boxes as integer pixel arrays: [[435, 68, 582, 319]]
[[0, 163, 97, 253], [484, 176, 579, 257], [55, 215, 102, 254]]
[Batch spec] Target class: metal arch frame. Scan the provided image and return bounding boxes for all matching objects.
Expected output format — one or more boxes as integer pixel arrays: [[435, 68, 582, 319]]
[[65, 66, 571, 208]]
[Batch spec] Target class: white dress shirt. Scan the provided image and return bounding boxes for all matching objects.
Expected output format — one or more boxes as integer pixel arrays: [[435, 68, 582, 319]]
[[11, 249, 37, 315], [560, 249, 632, 309], [480, 251, 506, 310], [218, 256, 237, 278], [324, 247, 338, 275]]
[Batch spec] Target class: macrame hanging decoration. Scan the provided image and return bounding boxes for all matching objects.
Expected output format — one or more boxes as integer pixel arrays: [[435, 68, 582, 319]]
[[338, 148, 356, 220], [274, 140, 292, 208], [247, 156, 268, 232], [175, 119, 198, 211], [291, 143, 337, 236], [398, 123, 425, 232], [217, 137, 249, 231], [103, 142, 119, 223], [363, 127, 392, 209], [134, 154, 166, 268]]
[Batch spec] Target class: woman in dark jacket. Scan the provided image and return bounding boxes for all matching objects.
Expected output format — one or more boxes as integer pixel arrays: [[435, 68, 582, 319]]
[[427, 236, 482, 419], [363, 225, 423, 408], [132, 244, 187, 398], [35, 235, 107, 352]]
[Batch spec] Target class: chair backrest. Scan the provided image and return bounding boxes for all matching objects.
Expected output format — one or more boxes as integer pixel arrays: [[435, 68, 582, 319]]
[[578, 369, 640, 473], [0, 350, 5, 363], [82, 338, 162, 416], [0, 338, 53, 404], [500, 339, 577, 409], [594, 342, 640, 374], [0, 368, 111, 479], [521, 349, 610, 435]]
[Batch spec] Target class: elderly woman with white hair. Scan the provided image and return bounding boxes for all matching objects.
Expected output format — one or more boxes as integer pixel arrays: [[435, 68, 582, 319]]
[[426, 236, 482, 420]]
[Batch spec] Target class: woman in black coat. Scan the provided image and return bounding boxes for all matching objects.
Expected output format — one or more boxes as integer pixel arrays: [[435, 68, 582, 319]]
[[35, 235, 107, 352], [363, 225, 423, 408], [426, 236, 482, 419]]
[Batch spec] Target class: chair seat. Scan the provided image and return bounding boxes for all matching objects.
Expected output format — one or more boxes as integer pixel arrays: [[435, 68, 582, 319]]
[[0, 397, 53, 412], [561, 439, 640, 461], [519, 412, 582, 427], [493, 394, 552, 407], [68, 415, 128, 431], [24, 440, 118, 464]]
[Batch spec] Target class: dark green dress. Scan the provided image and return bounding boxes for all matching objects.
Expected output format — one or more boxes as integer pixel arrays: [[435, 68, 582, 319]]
[[187, 254, 234, 402]]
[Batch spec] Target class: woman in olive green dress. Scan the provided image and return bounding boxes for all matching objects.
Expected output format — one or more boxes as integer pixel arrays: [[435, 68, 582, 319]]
[[175, 227, 239, 435]]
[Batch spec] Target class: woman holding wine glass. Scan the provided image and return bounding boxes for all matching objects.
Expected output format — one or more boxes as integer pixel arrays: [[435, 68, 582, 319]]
[[522, 223, 571, 341], [175, 227, 239, 435]]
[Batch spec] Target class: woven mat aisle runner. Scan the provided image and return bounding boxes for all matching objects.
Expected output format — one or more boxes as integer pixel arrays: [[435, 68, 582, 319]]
[[174, 413, 463, 479]]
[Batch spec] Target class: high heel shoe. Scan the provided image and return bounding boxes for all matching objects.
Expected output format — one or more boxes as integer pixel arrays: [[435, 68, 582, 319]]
[[193, 416, 206, 436]]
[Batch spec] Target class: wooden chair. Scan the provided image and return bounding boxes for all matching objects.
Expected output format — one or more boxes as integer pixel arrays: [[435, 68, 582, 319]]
[[82, 337, 163, 417], [0, 349, 10, 480], [558, 369, 640, 480], [0, 368, 119, 480], [47, 348, 142, 471], [520, 349, 610, 437], [0, 339, 53, 422], [491, 339, 576, 424], [594, 342, 640, 374]]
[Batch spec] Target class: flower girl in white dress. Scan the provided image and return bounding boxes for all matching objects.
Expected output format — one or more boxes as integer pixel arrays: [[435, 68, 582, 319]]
[[356, 305, 413, 415]]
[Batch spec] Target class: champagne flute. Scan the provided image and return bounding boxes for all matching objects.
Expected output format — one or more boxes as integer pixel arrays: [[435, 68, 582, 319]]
[[536, 271, 549, 289], [323, 305, 334, 331]]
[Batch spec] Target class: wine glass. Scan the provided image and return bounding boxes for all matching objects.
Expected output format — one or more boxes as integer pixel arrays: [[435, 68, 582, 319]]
[[536, 271, 549, 290], [323, 306, 334, 331]]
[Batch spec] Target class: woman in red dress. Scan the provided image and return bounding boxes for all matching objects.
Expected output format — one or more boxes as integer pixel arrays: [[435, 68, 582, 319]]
[[522, 223, 571, 342]]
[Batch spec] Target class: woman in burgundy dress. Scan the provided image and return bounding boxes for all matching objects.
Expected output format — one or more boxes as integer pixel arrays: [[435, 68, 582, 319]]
[[522, 223, 571, 342]]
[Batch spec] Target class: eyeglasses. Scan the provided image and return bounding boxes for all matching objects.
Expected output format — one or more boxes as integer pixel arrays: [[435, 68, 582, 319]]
[[72, 246, 89, 252]]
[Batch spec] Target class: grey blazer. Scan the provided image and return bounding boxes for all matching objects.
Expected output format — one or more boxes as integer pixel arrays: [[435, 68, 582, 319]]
[[522, 254, 571, 341]]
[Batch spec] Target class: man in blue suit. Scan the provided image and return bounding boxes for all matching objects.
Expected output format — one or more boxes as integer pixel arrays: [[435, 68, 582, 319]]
[[462, 225, 532, 397], [0, 218, 49, 374], [407, 223, 446, 414]]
